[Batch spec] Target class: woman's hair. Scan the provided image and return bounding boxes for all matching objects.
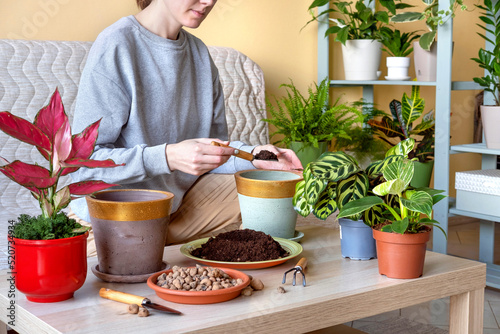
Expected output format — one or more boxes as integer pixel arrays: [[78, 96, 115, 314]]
[[136, 0, 152, 10]]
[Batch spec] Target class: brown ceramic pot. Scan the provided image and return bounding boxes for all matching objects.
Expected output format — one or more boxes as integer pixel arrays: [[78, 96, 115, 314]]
[[372, 227, 431, 279], [86, 189, 174, 277]]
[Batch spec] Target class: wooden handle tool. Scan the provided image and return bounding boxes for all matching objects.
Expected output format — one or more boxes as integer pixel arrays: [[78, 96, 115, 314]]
[[211, 141, 254, 161], [99, 288, 182, 315]]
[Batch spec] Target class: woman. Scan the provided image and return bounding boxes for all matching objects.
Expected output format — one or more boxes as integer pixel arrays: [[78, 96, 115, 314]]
[[70, 0, 302, 254]]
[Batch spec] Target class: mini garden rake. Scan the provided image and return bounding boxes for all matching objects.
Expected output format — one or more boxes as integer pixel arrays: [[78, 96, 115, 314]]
[[282, 257, 307, 287]]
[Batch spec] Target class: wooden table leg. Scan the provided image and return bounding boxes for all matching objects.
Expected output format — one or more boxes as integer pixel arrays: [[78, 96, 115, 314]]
[[449, 288, 485, 334]]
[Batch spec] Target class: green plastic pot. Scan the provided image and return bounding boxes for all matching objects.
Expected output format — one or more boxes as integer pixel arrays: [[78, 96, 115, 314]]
[[411, 160, 434, 188], [288, 141, 329, 167]]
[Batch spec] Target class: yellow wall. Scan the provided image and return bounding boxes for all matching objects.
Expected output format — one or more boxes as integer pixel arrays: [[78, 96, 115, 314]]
[[0, 0, 487, 195]]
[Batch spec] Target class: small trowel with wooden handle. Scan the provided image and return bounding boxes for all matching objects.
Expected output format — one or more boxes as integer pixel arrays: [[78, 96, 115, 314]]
[[99, 288, 182, 315], [210, 141, 277, 161]]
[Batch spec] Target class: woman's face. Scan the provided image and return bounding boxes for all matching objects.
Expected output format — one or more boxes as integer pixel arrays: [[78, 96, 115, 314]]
[[164, 0, 217, 30]]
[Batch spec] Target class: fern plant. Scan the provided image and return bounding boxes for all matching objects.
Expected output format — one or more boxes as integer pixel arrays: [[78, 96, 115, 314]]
[[262, 77, 363, 149]]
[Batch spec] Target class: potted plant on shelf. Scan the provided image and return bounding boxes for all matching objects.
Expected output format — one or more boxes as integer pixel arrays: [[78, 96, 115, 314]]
[[471, 0, 500, 149], [1, 88, 123, 302], [262, 77, 363, 166], [306, 0, 413, 80], [379, 27, 421, 80], [338, 138, 447, 279], [366, 85, 435, 187], [391, 0, 467, 81], [293, 142, 407, 260]]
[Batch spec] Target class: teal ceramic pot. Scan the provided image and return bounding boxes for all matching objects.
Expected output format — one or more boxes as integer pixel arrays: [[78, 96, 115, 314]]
[[234, 170, 303, 239], [288, 141, 329, 167], [338, 218, 376, 260]]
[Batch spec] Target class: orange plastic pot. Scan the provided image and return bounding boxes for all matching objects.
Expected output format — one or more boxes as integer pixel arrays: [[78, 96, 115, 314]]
[[372, 227, 430, 279], [13, 232, 88, 302]]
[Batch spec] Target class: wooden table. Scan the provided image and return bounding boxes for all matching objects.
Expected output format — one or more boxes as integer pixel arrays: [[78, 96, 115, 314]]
[[0, 226, 486, 334]]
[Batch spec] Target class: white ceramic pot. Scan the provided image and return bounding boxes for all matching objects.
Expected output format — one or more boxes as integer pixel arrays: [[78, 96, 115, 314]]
[[234, 170, 303, 239], [386, 57, 411, 80], [413, 41, 437, 82], [481, 105, 500, 149], [341, 39, 382, 81]]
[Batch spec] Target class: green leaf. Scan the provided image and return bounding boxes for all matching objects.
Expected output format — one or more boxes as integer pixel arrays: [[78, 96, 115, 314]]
[[313, 186, 337, 220], [293, 180, 313, 217], [401, 190, 433, 217], [338, 196, 384, 218], [310, 151, 360, 182], [391, 12, 424, 23], [336, 172, 369, 209], [419, 30, 437, 51]]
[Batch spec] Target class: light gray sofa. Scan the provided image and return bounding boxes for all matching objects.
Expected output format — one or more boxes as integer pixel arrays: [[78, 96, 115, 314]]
[[0, 39, 269, 269]]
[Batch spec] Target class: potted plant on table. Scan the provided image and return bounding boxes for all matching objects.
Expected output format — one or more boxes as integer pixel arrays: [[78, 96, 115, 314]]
[[306, 0, 413, 80], [262, 77, 363, 166], [293, 141, 407, 260], [338, 138, 447, 279], [1, 88, 123, 302], [391, 0, 467, 81], [379, 27, 421, 80], [471, 0, 500, 149], [366, 85, 435, 187]]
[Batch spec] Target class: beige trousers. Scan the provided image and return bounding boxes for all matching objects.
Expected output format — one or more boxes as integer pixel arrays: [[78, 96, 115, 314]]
[[69, 174, 242, 257]]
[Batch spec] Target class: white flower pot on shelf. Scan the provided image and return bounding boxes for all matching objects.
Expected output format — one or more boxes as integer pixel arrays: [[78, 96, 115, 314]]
[[481, 105, 500, 149], [341, 39, 382, 81], [385, 57, 411, 81]]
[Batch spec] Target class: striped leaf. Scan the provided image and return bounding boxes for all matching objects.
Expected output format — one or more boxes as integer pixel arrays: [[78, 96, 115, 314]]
[[385, 138, 415, 158], [304, 172, 328, 205], [313, 184, 337, 220], [309, 151, 360, 182], [401, 190, 433, 217], [363, 204, 385, 227], [373, 159, 414, 196], [336, 172, 369, 209], [293, 180, 313, 217], [365, 155, 404, 177]]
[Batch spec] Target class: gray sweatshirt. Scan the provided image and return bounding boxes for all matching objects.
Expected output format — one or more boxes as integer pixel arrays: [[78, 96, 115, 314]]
[[70, 16, 255, 220]]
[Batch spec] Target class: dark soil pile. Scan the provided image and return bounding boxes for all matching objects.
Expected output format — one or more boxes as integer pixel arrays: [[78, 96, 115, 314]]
[[254, 150, 278, 161], [191, 229, 289, 262]]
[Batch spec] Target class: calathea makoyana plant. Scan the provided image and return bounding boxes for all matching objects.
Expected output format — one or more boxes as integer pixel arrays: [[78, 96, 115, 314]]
[[293, 139, 412, 226], [0, 88, 124, 240], [338, 138, 446, 235]]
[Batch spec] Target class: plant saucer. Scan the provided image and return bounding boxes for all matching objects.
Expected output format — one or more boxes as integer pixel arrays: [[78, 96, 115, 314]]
[[385, 76, 411, 81], [91, 261, 169, 283], [288, 230, 304, 243]]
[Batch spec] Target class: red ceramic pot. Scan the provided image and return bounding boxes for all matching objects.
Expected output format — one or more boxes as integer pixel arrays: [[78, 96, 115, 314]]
[[13, 232, 88, 302], [373, 227, 430, 279]]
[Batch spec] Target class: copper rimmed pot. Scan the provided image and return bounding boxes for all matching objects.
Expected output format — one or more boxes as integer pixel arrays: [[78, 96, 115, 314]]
[[86, 189, 174, 277], [234, 170, 303, 239]]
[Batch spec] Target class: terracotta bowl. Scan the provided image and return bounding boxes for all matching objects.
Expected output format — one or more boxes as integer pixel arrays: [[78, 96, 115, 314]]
[[147, 267, 250, 304]]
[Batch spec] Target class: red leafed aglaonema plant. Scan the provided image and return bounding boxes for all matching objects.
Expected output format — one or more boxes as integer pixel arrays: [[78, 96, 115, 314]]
[[0, 88, 124, 240]]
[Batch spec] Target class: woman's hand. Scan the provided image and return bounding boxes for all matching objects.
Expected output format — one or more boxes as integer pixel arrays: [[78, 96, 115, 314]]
[[166, 139, 236, 175], [251, 145, 303, 170]]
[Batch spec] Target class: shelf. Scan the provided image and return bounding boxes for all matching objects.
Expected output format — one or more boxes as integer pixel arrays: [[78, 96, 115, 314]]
[[451, 81, 482, 91], [329, 80, 436, 87], [450, 143, 500, 155], [449, 207, 500, 222]]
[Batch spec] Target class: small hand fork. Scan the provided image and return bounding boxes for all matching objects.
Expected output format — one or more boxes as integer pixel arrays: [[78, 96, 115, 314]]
[[282, 257, 307, 287]]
